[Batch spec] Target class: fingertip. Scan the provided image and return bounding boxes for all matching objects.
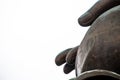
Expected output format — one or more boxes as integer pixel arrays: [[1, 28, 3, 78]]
[[55, 48, 72, 66], [78, 12, 93, 27], [55, 54, 66, 66], [55, 57, 63, 66], [78, 0, 119, 27], [63, 64, 75, 74]]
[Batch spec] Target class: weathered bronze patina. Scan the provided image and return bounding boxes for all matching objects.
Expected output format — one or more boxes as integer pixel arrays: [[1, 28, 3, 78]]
[[55, 0, 120, 75], [76, 5, 120, 80], [76, 70, 120, 80], [55, 0, 120, 80], [78, 0, 120, 26]]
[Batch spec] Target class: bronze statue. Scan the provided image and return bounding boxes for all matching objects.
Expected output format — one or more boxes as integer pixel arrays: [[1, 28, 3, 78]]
[[55, 0, 120, 79], [76, 5, 120, 80], [78, 0, 120, 26]]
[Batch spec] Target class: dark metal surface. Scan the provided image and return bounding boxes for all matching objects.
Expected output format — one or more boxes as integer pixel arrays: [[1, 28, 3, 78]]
[[78, 0, 120, 26], [76, 5, 120, 77], [75, 70, 120, 80], [55, 0, 120, 76]]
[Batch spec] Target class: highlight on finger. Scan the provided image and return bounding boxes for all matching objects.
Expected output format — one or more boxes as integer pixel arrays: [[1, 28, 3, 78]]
[[55, 48, 72, 66], [66, 46, 79, 64]]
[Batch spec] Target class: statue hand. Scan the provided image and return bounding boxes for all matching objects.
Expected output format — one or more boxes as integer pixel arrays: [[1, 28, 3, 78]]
[[78, 0, 120, 26], [55, 46, 79, 74]]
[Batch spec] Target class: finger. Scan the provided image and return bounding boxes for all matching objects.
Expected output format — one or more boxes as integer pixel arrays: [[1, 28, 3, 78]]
[[66, 46, 79, 64], [55, 48, 72, 66], [78, 0, 120, 26], [63, 63, 75, 74]]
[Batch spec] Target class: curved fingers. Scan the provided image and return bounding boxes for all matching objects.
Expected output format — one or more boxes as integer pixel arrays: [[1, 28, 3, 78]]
[[66, 46, 79, 64], [55, 48, 72, 66]]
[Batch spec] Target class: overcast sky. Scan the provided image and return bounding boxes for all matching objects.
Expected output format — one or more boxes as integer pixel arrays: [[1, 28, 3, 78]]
[[0, 0, 97, 80]]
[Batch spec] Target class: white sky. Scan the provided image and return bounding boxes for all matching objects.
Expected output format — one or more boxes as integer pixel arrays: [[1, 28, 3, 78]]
[[0, 0, 97, 80]]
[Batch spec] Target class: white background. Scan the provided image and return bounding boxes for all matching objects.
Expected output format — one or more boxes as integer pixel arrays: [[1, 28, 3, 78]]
[[0, 0, 97, 80]]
